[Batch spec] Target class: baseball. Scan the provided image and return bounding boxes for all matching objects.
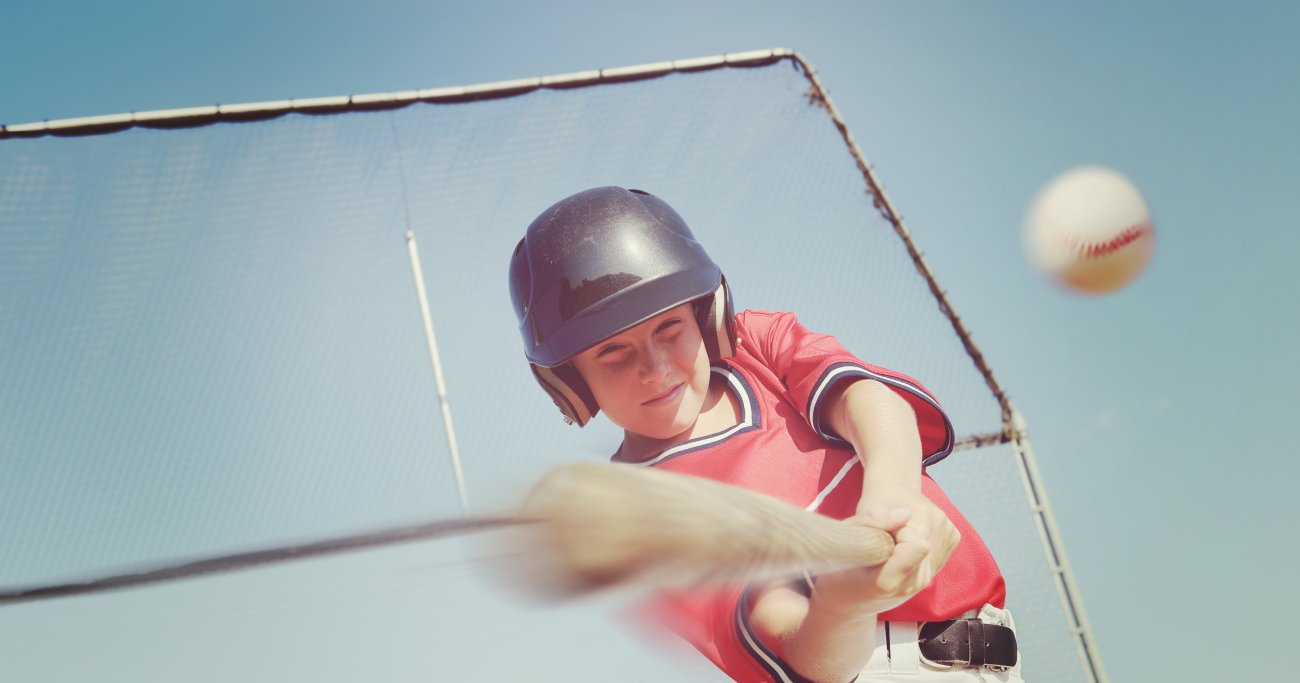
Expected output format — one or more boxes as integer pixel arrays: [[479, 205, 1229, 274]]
[[1023, 166, 1155, 294]]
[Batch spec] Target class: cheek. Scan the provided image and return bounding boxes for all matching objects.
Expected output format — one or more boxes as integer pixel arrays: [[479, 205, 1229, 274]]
[[693, 343, 711, 382], [580, 364, 651, 431], [581, 366, 629, 412], [678, 333, 712, 392]]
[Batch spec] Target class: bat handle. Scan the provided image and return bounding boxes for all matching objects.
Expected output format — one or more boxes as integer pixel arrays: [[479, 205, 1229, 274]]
[[801, 515, 896, 571]]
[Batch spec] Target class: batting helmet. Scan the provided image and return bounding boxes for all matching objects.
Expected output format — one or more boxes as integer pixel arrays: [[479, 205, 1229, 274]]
[[509, 187, 737, 425]]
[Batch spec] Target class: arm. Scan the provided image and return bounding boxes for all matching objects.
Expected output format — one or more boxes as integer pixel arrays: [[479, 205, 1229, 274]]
[[749, 580, 877, 683], [824, 378, 960, 596], [748, 379, 959, 683], [748, 510, 930, 683], [824, 378, 922, 498]]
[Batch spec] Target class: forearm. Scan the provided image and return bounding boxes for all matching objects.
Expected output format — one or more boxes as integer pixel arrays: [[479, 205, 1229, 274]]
[[761, 382, 941, 683], [824, 379, 922, 498], [822, 379, 961, 607], [781, 594, 877, 683], [752, 383, 939, 683]]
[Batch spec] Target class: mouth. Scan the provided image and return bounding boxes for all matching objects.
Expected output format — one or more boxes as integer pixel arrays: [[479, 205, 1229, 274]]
[[642, 383, 685, 406]]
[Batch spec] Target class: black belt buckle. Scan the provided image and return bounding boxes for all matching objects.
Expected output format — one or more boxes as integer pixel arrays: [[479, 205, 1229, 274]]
[[918, 617, 1018, 672]]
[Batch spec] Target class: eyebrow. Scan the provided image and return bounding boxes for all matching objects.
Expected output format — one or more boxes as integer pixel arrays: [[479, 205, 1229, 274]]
[[594, 315, 682, 355]]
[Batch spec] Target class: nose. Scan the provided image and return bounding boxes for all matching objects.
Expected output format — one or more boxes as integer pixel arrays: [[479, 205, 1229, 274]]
[[638, 343, 670, 383]]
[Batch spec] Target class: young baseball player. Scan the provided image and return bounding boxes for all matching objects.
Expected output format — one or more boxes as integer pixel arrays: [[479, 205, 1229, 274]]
[[509, 187, 1023, 682]]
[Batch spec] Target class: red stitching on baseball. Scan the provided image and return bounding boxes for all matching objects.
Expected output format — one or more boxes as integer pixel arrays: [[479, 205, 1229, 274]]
[[1068, 221, 1153, 259]]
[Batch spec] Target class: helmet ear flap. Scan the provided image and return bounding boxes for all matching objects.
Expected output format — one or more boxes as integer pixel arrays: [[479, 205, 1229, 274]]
[[531, 363, 599, 426], [695, 277, 737, 362]]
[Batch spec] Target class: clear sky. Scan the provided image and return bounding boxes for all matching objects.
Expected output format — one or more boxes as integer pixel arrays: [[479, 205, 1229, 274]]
[[3, 2, 1297, 682]]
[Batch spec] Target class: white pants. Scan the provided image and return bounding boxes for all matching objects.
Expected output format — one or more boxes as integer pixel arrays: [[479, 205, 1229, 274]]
[[858, 605, 1025, 682]]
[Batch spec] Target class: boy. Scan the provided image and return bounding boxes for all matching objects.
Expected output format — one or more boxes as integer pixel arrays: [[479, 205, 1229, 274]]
[[509, 187, 1023, 682]]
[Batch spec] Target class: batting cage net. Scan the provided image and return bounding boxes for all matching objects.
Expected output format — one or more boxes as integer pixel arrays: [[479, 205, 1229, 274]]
[[0, 49, 1104, 682]]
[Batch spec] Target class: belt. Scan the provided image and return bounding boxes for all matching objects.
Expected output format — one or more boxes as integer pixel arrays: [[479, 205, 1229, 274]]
[[917, 618, 1018, 671]]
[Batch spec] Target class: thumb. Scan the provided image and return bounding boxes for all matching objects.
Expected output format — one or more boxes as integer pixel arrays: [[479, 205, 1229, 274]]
[[847, 506, 912, 533]]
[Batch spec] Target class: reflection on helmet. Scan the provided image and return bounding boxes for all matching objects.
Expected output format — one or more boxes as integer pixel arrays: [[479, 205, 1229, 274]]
[[509, 187, 736, 425]]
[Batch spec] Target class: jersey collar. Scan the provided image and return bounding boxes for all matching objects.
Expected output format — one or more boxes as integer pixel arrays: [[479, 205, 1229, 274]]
[[613, 363, 759, 467]]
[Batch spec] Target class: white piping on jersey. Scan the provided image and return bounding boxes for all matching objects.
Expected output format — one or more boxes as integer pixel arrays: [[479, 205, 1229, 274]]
[[805, 457, 859, 512], [735, 588, 800, 683], [635, 365, 755, 467], [806, 363, 954, 457]]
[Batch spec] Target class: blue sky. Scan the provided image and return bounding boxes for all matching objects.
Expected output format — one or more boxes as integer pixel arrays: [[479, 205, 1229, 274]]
[[3, 2, 1297, 681]]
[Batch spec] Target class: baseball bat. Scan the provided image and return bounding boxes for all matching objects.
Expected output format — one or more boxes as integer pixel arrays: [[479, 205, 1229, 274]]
[[513, 461, 894, 596]]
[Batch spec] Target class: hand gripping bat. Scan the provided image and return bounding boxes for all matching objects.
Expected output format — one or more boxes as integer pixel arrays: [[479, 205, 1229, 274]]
[[516, 462, 894, 596]]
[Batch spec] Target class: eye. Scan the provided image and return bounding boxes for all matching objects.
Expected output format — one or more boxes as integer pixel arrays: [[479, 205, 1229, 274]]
[[657, 318, 682, 334], [596, 343, 626, 358]]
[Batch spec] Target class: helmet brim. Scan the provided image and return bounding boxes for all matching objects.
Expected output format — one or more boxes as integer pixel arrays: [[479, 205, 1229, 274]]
[[525, 265, 721, 368]]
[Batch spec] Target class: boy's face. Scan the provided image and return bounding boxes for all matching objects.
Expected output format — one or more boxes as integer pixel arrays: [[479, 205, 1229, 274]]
[[571, 303, 712, 441]]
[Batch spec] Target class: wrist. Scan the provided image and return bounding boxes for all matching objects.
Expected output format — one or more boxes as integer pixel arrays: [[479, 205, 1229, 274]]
[[808, 575, 884, 622], [857, 483, 920, 509], [860, 475, 919, 494]]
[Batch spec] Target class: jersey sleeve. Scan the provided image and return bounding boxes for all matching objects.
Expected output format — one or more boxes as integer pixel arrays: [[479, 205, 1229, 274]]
[[735, 309, 955, 466], [631, 587, 803, 683]]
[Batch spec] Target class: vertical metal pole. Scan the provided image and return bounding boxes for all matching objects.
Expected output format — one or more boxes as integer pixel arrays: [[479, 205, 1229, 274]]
[[1009, 406, 1109, 683], [406, 230, 470, 516]]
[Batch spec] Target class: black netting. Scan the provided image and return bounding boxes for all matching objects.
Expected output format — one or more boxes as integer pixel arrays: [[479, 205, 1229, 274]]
[[0, 57, 1091, 682]]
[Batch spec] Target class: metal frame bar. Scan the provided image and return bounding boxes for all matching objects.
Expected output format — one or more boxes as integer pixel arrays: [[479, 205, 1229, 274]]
[[406, 231, 471, 517], [0, 49, 795, 139], [1009, 408, 1111, 683]]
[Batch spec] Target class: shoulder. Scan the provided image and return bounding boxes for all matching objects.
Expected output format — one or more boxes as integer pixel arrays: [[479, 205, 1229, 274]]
[[733, 309, 800, 337], [735, 308, 796, 323], [731, 309, 799, 362]]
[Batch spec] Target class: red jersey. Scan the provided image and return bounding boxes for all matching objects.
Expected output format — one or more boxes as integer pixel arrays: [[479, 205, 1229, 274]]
[[626, 310, 1005, 683]]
